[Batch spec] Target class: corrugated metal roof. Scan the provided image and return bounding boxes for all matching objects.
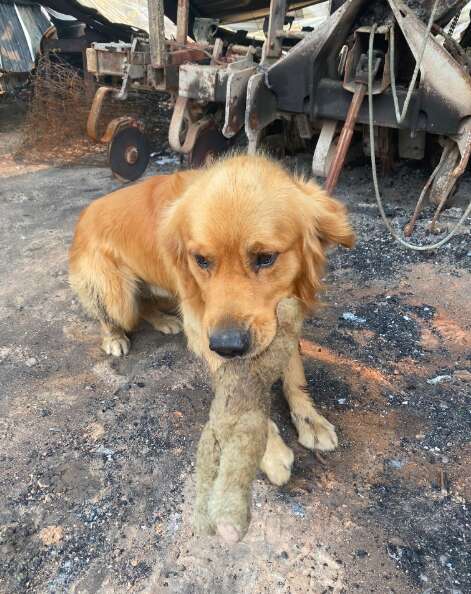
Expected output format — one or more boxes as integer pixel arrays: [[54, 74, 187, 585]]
[[40, 0, 145, 41], [0, 1, 50, 74], [17, 3, 50, 53], [78, 0, 177, 37]]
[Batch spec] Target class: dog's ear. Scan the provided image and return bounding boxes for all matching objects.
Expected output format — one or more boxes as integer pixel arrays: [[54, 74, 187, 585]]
[[298, 179, 356, 249], [294, 180, 355, 309], [160, 198, 187, 268], [159, 177, 199, 299], [159, 170, 201, 268]]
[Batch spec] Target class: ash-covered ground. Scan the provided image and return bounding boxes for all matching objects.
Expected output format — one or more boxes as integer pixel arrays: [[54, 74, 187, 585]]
[[1, 103, 470, 594]]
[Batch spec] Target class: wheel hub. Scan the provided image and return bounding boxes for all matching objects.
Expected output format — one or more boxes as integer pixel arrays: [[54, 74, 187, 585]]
[[124, 146, 139, 165]]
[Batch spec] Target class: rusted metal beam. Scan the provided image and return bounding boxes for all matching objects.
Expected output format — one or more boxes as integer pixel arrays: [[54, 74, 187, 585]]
[[167, 47, 207, 66], [264, 0, 287, 61], [176, 0, 190, 45], [148, 0, 166, 69], [324, 83, 365, 194]]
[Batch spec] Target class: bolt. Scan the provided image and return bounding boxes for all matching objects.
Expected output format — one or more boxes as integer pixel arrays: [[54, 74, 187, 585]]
[[124, 146, 139, 165]]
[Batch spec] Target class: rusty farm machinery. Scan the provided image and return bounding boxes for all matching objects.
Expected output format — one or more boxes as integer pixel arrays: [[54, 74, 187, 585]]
[[85, 0, 471, 246]]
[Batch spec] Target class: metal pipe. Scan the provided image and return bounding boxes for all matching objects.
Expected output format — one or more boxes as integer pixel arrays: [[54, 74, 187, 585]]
[[324, 83, 366, 194]]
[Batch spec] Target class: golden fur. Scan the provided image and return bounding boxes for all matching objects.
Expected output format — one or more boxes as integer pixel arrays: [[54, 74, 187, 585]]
[[69, 154, 355, 481]]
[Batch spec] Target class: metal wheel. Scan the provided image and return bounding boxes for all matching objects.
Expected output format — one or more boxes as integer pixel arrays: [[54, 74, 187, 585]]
[[108, 124, 150, 182], [188, 124, 231, 168]]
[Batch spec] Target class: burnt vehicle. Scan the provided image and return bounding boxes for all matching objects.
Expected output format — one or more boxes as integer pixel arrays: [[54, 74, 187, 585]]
[[85, 0, 471, 237], [83, 0, 321, 178]]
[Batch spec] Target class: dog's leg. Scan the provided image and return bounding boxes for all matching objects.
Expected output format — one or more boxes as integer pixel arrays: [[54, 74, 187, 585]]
[[100, 321, 130, 357], [95, 273, 137, 356], [259, 420, 294, 486], [70, 252, 138, 356], [193, 423, 219, 536], [283, 348, 338, 451], [140, 300, 183, 335]]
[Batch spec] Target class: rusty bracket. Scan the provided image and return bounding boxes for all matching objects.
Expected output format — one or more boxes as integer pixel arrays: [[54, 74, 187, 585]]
[[86, 86, 114, 142], [245, 72, 278, 154], [115, 37, 138, 101], [86, 85, 142, 144], [222, 62, 257, 139], [223, 67, 256, 138], [168, 96, 213, 154]]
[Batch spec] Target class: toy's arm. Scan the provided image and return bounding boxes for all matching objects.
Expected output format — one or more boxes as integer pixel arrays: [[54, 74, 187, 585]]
[[193, 423, 220, 536], [250, 298, 304, 385], [208, 410, 268, 544]]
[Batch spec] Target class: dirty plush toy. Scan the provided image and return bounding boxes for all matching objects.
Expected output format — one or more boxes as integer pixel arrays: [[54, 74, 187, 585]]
[[193, 298, 303, 544]]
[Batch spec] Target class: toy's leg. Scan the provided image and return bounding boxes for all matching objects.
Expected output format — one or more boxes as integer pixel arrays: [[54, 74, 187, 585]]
[[260, 420, 294, 486], [283, 348, 338, 451], [193, 423, 219, 536], [208, 412, 267, 544]]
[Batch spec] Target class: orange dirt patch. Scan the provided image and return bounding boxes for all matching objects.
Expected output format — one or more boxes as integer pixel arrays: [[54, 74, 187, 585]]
[[300, 338, 394, 400], [433, 314, 471, 351]]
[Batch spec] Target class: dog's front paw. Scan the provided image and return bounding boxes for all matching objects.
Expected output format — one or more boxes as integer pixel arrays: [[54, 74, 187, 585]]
[[292, 410, 338, 452], [102, 334, 130, 357], [260, 424, 294, 486]]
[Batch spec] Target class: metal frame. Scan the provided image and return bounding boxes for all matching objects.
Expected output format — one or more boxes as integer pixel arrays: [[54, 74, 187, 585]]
[[84, 0, 471, 226]]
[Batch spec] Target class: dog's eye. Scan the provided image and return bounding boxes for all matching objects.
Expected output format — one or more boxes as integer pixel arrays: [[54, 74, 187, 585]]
[[253, 252, 278, 271], [194, 254, 211, 269]]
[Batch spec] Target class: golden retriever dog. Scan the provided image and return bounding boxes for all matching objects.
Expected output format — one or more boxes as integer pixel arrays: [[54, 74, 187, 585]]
[[69, 154, 355, 485]]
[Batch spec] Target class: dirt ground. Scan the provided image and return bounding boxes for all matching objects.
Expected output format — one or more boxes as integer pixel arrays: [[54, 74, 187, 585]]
[[1, 100, 470, 594]]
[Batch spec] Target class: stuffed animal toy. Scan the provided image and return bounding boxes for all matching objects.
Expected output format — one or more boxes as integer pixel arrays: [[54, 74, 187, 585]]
[[193, 298, 303, 544]]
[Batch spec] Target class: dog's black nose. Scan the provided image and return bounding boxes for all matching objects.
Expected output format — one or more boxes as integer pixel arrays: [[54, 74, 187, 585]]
[[209, 327, 251, 358]]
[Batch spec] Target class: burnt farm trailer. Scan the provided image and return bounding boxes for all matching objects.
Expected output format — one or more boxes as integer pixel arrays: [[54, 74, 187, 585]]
[[85, 0, 471, 235]]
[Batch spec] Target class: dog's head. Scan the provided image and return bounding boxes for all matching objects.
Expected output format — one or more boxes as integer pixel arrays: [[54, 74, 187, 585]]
[[161, 155, 355, 359]]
